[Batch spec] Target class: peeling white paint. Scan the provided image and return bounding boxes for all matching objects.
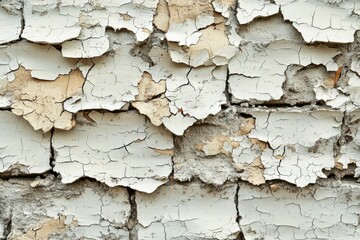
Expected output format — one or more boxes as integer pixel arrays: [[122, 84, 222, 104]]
[[137, 182, 240, 239], [0, 0, 22, 44], [53, 111, 173, 193], [1, 179, 130, 240], [237, 0, 279, 24], [276, 0, 360, 43], [0, 42, 77, 81], [22, 0, 158, 45], [168, 21, 238, 67], [228, 40, 339, 102], [147, 47, 226, 134], [165, 0, 215, 46], [162, 113, 197, 136], [0, 111, 50, 175], [61, 27, 109, 58], [239, 180, 360, 240], [1, 67, 84, 132], [247, 109, 342, 187], [64, 46, 148, 112]]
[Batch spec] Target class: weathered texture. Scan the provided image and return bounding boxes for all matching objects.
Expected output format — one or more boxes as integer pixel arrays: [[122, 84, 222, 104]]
[[1, 67, 84, 132], [1, 0, 360, 238], [238, 180, 360, 240], [228, 41, 339, 102], [0, 178, 130, 240], [0, 111, 50, 175], [136, 182, 240, 239], [0, 42, 77, 81], [275, 0, 360, 43], [64, 46, 148, 113], [175, 107, 343, 187], [22, 0, 158, 48], [53, 111, 173, 193], [0, 0, 22, 44]]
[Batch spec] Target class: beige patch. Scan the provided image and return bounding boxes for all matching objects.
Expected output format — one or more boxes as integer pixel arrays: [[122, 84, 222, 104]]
[[133, 73, 170, 126], [16, 216, 68, 240], [154, 0, 170, 31], [0, 66, 84, 132], [200, 135, 239, 157], [166, 0, 213, 24]]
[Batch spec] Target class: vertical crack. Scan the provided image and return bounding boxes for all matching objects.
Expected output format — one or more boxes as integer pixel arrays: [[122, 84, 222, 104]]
[[3, 211, 12, 239], [126, 187, 138, 240], [49, 127, 56, 169], [334, 111, 347, 159], [224, 66, 233, 108], [19, 1, 25, 39], [235, 182, 246, 240]]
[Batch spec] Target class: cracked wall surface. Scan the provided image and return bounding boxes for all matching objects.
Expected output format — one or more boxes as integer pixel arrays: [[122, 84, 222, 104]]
[[1, 0, 360, 239]]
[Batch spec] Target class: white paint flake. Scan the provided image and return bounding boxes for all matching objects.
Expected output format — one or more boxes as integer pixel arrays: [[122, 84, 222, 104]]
[[22, 0, 82, 44], [0, 0, 22, 44], [168, 20, 238, 67], [247, 109, 342, 187], [2, 179, 130, 239], [0, 42, 77, 81], [64, 46, 148, 112], [22, 0, 159, 52], [238, 181, 360, 240], [53, 111, 173, 193], [162, 113, 197, 136], [237, 0, 279, 24], [61, 27, 109, 58], [147, 47, 227, 135], [228, 40, 339, 102], [137, 182, 240, 239], [212, 0, 235, 18], [276, 0, 360, 43], [0, 67, 84, 132], [165, 0, 215, 46], [0, 111, 50, 175]]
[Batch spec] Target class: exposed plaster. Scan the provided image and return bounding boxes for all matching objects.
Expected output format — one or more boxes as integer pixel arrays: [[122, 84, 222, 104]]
[[0, 178, 131, 240], [1, 67, 84, 132]]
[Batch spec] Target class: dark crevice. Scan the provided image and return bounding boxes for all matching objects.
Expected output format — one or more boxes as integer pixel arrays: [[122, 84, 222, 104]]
[[334, 111, 348, 157], [126, 187, 138, 240], [49, 127, 56, 168], [3, 211, 12, 240], [234, 182, 246, 240], [236, 231, 246, 240], [48, 128, 60, 177], [231, 100, 327, 109], [224, 66, 233, 108], [0, 172, 51, 180]]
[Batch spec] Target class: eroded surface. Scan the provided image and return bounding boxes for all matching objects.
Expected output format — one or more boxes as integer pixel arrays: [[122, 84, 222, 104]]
[[239, 180, 360, 240], [0, 111, 50, 175], [53, 111, 173, 193], [136, 182, 240, 239], [0, 178, 130, 240]]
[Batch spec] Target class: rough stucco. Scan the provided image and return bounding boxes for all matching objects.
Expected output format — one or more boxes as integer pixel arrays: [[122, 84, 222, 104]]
[[1, 0, 360, 239]]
